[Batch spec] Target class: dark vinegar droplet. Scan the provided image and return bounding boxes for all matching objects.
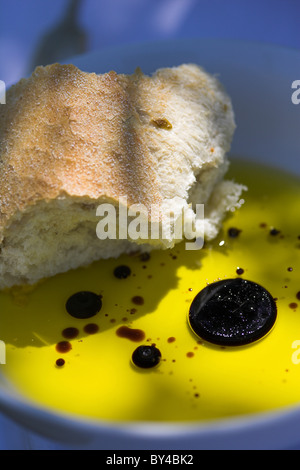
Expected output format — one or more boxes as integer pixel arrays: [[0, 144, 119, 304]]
[[114, 265, 131, 279], [83, 323, 99, 334], [228, 227, 242, 238], [296, 292, 300, 301], [132, 345, 161, 369], [55, 358, 65, 367], [236, 267, 244, 275], [116, 326, 145, 342], [131, 296, 144, 305], [188, 278, 277, 346], [140, 253, 151, 262], [167, 337, 176, 343], [270, 228, 280, 236], [186, 352, 194, 358], [56, 341, 72, 353], [62, 327, 79, 339], [289, 303, 298, 309], [66, 291, 102, 319]]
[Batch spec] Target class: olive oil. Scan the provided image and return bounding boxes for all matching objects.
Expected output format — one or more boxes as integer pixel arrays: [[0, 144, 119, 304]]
[[0, 158, 300, 422]]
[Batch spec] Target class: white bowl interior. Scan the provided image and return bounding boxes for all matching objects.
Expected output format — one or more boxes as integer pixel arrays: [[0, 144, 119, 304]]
[[0, 38, 299, 449]]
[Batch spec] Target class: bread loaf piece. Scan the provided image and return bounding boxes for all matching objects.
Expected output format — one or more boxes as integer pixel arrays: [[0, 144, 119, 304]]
[[0, 63, 245, 289]]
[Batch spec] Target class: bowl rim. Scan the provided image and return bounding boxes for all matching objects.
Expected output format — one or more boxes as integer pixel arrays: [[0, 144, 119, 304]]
[[2, 382, 300, 442]]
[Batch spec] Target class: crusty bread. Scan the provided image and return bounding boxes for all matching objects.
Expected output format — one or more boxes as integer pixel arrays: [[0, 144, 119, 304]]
[[0, 63, 245, 289]]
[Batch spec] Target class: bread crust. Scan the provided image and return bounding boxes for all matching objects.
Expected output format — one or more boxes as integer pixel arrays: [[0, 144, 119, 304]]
[[0, 63, 243, 288], [0, 64, 164, 242]]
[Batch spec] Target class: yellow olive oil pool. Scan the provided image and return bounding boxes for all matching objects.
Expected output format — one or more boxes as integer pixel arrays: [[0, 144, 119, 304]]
[[0, 158, 300, 422]]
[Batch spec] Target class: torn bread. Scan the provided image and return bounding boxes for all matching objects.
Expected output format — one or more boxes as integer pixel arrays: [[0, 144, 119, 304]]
[[0, 63, 245, 289]]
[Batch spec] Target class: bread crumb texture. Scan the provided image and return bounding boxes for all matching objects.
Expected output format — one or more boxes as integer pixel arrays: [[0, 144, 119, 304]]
[[0, 63, 246, 288]]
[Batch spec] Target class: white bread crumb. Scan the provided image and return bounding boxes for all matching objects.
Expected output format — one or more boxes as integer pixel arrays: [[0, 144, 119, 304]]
[[0, 63, 246, 289]]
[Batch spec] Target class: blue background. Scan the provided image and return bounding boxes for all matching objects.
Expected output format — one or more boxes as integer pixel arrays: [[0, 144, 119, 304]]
[[0, 0, 299, 86]]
